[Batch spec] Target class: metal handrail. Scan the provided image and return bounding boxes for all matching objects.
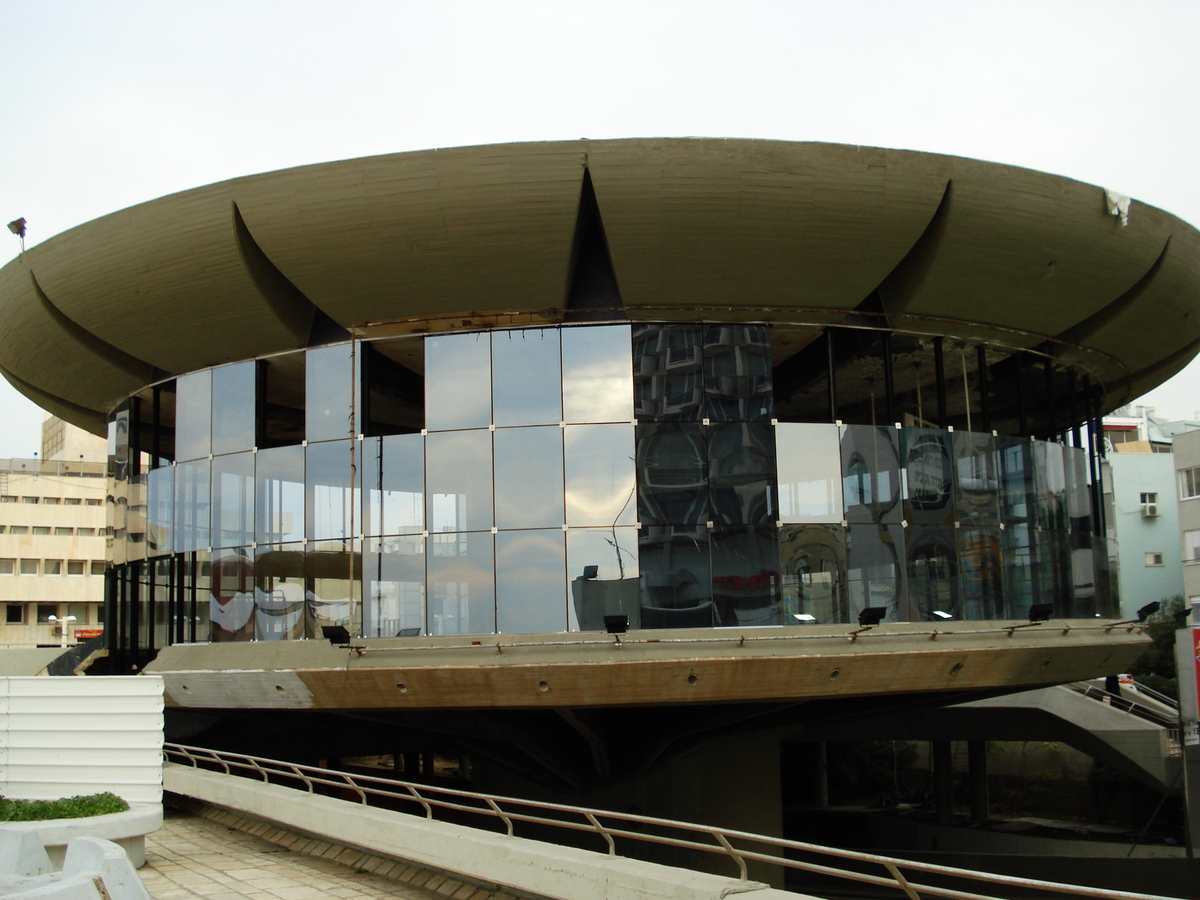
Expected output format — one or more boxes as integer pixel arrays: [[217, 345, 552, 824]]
[[1065, 682, 1179, 728], [163, 743, 1178, 900]]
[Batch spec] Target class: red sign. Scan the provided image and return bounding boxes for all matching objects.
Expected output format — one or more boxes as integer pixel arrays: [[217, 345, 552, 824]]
[[74, 628, 104, 640]]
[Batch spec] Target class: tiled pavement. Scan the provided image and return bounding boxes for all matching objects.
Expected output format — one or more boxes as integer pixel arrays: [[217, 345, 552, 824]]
[[140, 807, 518, 900]]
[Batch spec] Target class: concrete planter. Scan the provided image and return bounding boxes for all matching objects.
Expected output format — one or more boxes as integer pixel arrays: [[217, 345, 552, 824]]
[[0, 804, 162, 868]]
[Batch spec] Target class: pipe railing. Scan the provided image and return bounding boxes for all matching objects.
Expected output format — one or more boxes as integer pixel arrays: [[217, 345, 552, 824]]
[[164, 743, 1179, 900]]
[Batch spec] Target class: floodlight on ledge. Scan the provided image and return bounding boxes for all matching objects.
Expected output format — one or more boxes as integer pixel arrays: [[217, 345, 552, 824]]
[[1135, 601, 1161, 622]]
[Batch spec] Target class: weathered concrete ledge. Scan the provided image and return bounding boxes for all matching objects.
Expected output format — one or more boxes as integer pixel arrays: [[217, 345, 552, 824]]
[[0, 806, 162, 869]]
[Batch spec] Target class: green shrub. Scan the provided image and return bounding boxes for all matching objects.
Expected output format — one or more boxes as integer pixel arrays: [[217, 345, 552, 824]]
[[0, 792, 129, 822]]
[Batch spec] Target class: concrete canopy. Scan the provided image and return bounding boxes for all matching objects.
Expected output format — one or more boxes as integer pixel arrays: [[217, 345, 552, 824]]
[[1, 138, 1197, 433]]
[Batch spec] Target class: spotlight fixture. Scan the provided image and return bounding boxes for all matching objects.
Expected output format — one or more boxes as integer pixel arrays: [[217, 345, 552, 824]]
[[6, 218, 25, 237], [1028, 603, 1053, 624], [1174, 607, 1195, 625], [604, 614, 628, 634], [1135, 602, 1161, 622], [932, 610, 954, 620], [858, 607, 887, 627], [321, 625, 351, 645], [582, 565, 599, 580]]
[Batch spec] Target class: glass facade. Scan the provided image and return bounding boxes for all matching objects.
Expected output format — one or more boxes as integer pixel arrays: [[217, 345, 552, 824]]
[[105, 322, 1114, 660]]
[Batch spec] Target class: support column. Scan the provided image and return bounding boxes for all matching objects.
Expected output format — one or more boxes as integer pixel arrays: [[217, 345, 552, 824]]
[[932, 740, 954, 827], [967, 741, 988, 822]]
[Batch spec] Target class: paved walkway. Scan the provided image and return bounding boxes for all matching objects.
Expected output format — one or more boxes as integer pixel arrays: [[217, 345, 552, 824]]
[[140, 809, 454, 900]]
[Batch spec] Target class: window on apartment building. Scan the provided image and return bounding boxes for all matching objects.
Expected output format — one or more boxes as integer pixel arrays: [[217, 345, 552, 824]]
[[1185, 531, 1200, 563], [8, 526, 26, 535], [6, 604, 22, 624], [67, 560, 85, 576], [67, 603, 88, 624], [63, 498, 81, 506], [54, 528, 73, 536], [43, 560, 62, 575], [0, 526, 5, 534], [1182, 466, 1200, 499], [18, 560, 37, 575], [1145, 552, 1165, 567], [90, 561, 105, 575], [31, 527, 50, 536], [1140, 492, 1159, 505], [0, 560, 13, 575], [0, 496, 15, 503], [36, 605, 56, 623], [21, 497, 38, 504], [84, 499, 102, 507], [76, 528, 96, 537], [42, 498, 60, 506]]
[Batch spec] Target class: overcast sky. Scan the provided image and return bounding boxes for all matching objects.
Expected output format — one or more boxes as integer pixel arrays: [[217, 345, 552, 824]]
[[1, 1, 1197, 457]]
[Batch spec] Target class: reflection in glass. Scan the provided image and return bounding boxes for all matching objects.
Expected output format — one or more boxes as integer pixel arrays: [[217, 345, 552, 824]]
[[776, 423, 842, 523], [846, 524, 906, 622], [907, 525, 958, 620], [1033, 441, 1067, 532], [307, 440, 357, 541], [174, 459, 210, 553], [1064, 446, 1090, 532], [211, 362, 257, 455], [638, 526, 712, 628], [425, 332, 491, 431], [902, 428, 954, 527], [361, 433, 424, 536], [633, 324, 703, 422], [307, 343, 357, 443], [779, 524, 847, 624], [636, 424, 707, 526], [494, 426, 564, 529], [256, 445, 304, 544], [564, 424, 636, 527], [496, 529, 566, 634], [1003, 523, 1036, 618], [364, 535, 425, 637], [255, 544, 305, 640], [953, 432, 999, 526], [708, 422, 776, 526], [997, 436, 1033, 523], [146, 466, 174, 556], [210, 549, 254, 641], [426, 430, 493, 532], [306, 541, 358, 638], [428, 531, 494, 635], [711, 525, 781, 626], [841, 426, 902, 524], [704, 324, 772, 422], [153, 558, 171, 648], [493, 329, 561, 426], [958, 528, 1003, 619], [211, 452, 255, 549], [175, 370, 212, 462], [567, 526, 640, 631], [126, 475, 146, 563], [562, 325, 633, 424]]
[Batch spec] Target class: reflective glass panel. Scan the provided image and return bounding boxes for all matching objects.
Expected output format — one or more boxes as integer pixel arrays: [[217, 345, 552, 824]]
[[255, 543, 305, 641], [704, 324, 772, 422], [638, 525, 712, 628], [779, 524, 847, 624], [633, 324, 703, 422], [307, 440, 357, 541], [188, 551, 211, 643], [953, 431, 999, 526], [776, 423, 842, 524], [906, 525, 958, 621], [997, 436, 1033, 523], [711, 525, 782, 626], [173, 459, 210, 553], [361, 433, 424, 536], [256, 445, 305, 544], [427, 531, 495, 635], [567, 526, 640, 631], [562, 325, 633, 424], [146, 465, 174, 556], [425, 332, 491, 431], [493, 329, 561, 426], [175, 370, 212, 462], [958, 528, 1003, 619], [426, 430, 493, 533], [211, 361, 257, 455], [126, 475, 146, 563], [841, 426, 902, 524], [902, 428, 955, 527], [564, 424, 636, 527], [1002, 523, 1036, 619], [306, 541, 357, 638], [496, 529, 566, 634], [1064, 446, 1091, 532], [846, 523, 906, 622], [708, 422, 776, 526], [210, 548, 254, 641], [494, 426, 564, 529], [307, 343, 357, 443], [211, 452, 255, 549], [364, 535, 425, 637], [363, 340, 425, 436], [110, 402, 132, 483], [1033, 441, 1067, 532], [152, 558, 171, 648], [636, 424, 707, 526], [1069, 528, 1096, 615]]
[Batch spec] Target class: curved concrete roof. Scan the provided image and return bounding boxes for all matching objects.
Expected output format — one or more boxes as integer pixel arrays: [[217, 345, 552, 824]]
[[1, 138, 1197, 433]]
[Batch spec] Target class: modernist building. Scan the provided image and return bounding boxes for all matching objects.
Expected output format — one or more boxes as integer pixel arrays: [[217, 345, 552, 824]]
[[0, 141, 1192, 826]]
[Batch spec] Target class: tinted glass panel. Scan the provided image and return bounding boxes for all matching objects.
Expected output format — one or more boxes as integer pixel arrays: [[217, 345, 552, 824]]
[[493, 328, 561, 426], [906, 525, 958, 620], [211, 452, 255, 549], [959, 528, 1003, 619], [211, 361, 257, 455], [636, 424, 707, 527], [711, 525, 781, 626], [564, 424, 636, 527], [841, 426, 902, 525], [494, 426, 564, 529], [363, 340, 424, 436], [210, 548, 254, 641], [175, 370, 212, 462], [567, 526, 640, 630], [173, 459, 210, 552], [708, 422, 776, 526], [425, 333, 491, 431], [255, 543, 305, 640], [638, 525, 712, 628], [704, 324, 772, 422], [307, 440, 357, 541], [562, 325, 633, 424], [306, 541, 357, 638], [261, 354, 305, 447], [902, 428, 954, 527], [256, 445, 305, 544], [953, 431, 999, 526], [426, 430, 493, 533], [776, 423, 842, 524], [846, 523, 906, 622], [361, 433, 424, 536], [779, 524, 847, 624], [428, 531, 494, 635], [146, 465, 174, 556], [307, 343, 357, 444], [633, 324, 703, 422], [496, 529, 566, 633], [364, 535, 425, 637]]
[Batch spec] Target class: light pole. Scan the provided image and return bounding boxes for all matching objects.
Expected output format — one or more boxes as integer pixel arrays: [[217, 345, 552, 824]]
[[47, 614, 77, 649]]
